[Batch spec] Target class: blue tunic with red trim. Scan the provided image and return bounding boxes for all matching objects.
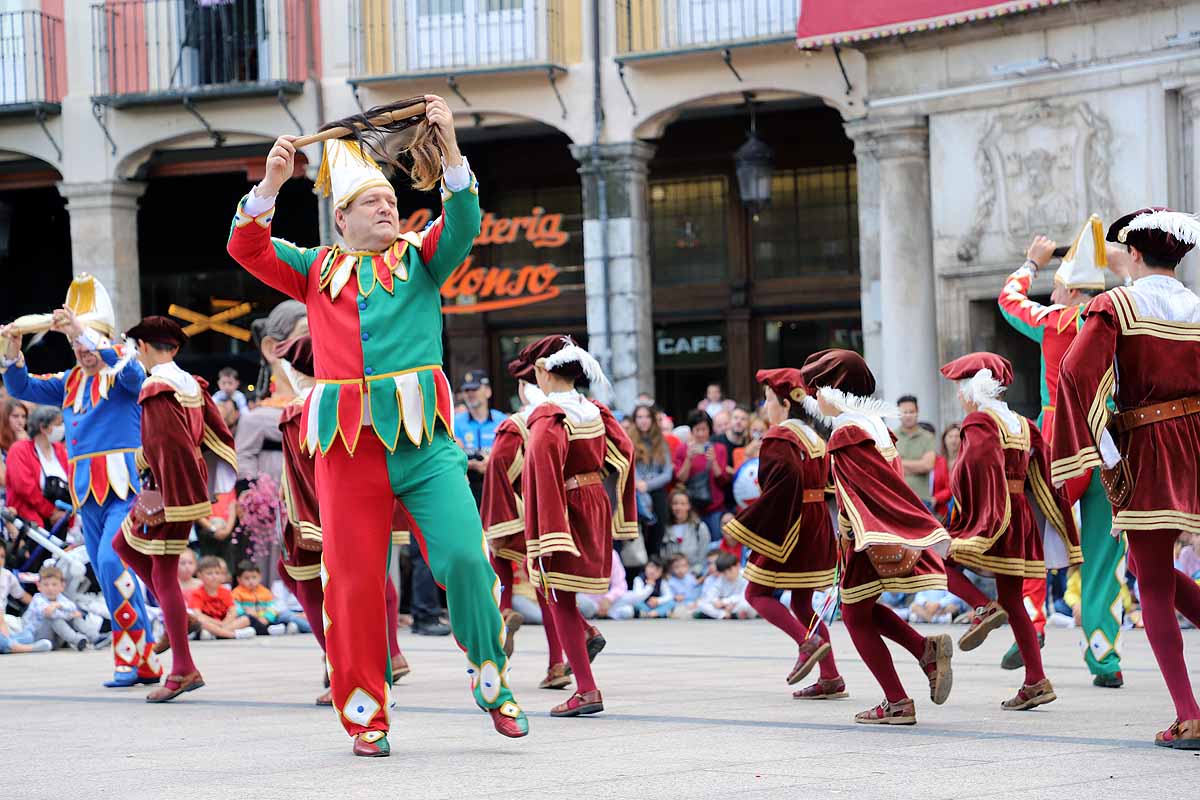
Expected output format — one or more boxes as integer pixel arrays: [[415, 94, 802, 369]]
[[226, 171, 480, 456], [3, 345, 144, 507]]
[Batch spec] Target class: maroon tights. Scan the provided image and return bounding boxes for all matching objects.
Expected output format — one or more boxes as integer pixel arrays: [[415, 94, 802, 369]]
[[113, 536, 195, 678], [945, 566, 1045, 685], [493, 556, 514, 612], [548, 590, 596, 694], [744, 582, 839, 680], [1127, 531, 1200, 721], [277, 562, 328, 653], [841, 599, 927, 703]]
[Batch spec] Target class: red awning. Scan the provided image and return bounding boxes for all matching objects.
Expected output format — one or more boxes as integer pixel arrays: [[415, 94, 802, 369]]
[[796, 0, 1074, 49]]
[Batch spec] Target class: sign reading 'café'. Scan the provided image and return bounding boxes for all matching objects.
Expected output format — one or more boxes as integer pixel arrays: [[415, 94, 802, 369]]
[[400, 206, 568, 314]]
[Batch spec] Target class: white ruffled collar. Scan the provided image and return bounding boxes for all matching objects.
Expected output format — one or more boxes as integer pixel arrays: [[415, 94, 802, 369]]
[[804, 387, 896, 448], [516, 385, 548, 423], [546, 389, 600, 424], [150, 361, 199, 397], [979, 398, 1023, 435]]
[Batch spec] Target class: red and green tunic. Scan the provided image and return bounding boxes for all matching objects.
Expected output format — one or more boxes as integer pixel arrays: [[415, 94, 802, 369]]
[[226, 173, 481, 456]]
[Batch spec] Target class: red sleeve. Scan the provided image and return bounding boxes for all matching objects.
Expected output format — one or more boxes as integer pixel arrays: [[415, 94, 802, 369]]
[[142, 395, 209, 518], [945, 414, 1010, 550], [931, 456, 951, 506], [1050, 293, 1119, 484], [724, 434, 804, 560], [6, 440, 57, 522], [522, 408, 573, 553], [226, 196, 317, 301], [481, 422, 525, 539], [1028, 424, 1082, 565], [201, 389, 238, 473], [601, 406, 639, 540]]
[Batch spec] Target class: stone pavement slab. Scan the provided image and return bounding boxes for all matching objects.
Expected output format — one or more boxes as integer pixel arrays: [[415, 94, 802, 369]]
[[1, 620, 1197, 799]]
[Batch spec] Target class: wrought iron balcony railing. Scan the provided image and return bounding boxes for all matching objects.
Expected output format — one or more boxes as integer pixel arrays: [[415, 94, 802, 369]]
[[91, 0, 304, 107], [616, 0, 798, 57], [350, 0, 569, 81], [0, 10, 64, 114]]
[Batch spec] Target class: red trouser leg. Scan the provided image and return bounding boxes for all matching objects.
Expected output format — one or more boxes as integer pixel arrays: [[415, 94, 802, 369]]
[[549, 591, 596, 694], [492, 557, 514, 613], [1127, 531, 1200, 722], [1021, 576, 1048, 635], [113, 531, 194, 677], [843, 599, 908, 703], [790, 588, 840, 680], [996, 574, 1045, 685], [872, 602, 926, 661], [385, 577, 401, 659], [315, 435, 395, 738], [744, 581, 810, 646], [945, 565, 991, 609], [537, 590, 564, 669]]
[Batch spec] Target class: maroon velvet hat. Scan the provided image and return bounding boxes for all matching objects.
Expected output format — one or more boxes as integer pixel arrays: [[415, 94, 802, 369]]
[[274, 335, 314, 376], [1107, 206, 1197, 266], [125, 316, 187, 348], [507, 356, 536, 384], [800, 349, 875, 398], [518, 335, 588, 384], [755, 368, 810, 404], [940, 352, 1014, 386]]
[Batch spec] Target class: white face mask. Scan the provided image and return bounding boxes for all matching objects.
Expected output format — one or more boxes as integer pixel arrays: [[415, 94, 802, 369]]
[[48, 424, 66, 443]]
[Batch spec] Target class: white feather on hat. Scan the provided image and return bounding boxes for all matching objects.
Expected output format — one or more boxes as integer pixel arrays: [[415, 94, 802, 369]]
[[1055, 215, 1108, 291], [1119, 210, 1200, 246], [541, 337, 611, 389]]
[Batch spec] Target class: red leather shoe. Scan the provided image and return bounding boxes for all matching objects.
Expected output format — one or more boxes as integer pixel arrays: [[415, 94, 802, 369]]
[[792, 676, 848, 700], [489, 701, 530, 738], [786, 636, 831, 685], [146, 671, 204, 703], [551, 690, 604, 717], [585, 627, 606, 662], [353, 731, 390, 757]]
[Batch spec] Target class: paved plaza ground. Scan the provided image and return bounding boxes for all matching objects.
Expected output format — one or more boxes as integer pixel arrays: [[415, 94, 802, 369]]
[[2, 619, 1197, 799]]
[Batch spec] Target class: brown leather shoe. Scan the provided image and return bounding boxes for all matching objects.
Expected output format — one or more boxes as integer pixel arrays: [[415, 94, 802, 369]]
[[958, 601, 1008, 652], [538, 663, 572, 690], [786, 636, 831, 685], [854, 698, 916, 725], [1155, 718, 1200, 750], [315, 688, 333, 706], [585, 626, 606, 662], [146, 671, 204, 703], [391, 654, 410, 681], [550, 689, 604, 717], [919, 633, 954, 705], [793, 676, 848, 700], [1001, 678, 1057, 711], [153, 636, 171, 655], [502, 609, 524, 658]]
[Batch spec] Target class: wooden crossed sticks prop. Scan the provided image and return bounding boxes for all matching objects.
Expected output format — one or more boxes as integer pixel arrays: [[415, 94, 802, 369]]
[[169, 302, 253, 342]]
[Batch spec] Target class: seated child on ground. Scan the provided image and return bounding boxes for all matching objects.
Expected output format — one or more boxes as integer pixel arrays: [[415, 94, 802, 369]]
[[664, 553, 701, 617], [21, 565, 105, 650], [231, 561, 290, 635], [907, 589, 967, 624], [698, 553, 756, 620], [187, 556, 255, 639], [609, 556, 673, 619]]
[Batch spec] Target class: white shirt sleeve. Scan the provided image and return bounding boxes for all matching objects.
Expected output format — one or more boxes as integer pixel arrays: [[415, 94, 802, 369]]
[[1098, 430, 1122, 469], [243, 185, 277, 217], [441, 156, 472, 193]]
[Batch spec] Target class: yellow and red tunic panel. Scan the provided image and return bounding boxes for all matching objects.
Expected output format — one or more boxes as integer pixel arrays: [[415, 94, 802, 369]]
[[521, 401, 636, 594], [724, 420, 837, 590], [829, 422, 949, 604], [948, 410, 1081, 578], [480, 413, 529, 563], [1053, 285, 1200, 535]]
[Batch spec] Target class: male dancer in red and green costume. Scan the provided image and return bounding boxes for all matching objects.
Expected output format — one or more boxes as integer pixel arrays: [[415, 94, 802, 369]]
[[997, 217, 1126, 687], [228, 95, 526, 756]]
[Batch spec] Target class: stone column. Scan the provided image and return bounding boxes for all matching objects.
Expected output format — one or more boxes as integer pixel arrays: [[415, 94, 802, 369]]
[[57, 181, 148, 331], [849, 128, 884, 392], [570, 141, 656, 410], [845, 117, 939, 420]]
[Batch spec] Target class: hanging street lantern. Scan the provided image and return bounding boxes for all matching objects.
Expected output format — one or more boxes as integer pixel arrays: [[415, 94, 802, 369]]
[[734, 94, 774, 216]]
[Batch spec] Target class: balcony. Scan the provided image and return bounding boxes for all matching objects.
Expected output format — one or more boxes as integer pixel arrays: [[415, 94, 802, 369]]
[[616, 0, 799, 59], [90, 0, 305, 109], [0, 10, 64, 117], [349, 0, 574, 85]]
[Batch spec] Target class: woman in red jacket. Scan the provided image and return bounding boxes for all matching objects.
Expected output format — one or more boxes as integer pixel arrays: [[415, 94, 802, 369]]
[[930, 424, 961, 521], [6, 404, 70, 529]]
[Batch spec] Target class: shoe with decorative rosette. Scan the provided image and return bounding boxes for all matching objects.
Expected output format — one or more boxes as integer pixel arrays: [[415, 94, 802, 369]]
[[502, 609, 524, 658], [489, 701, 530, 738], [585, 626, 606, 662], [538, 663, 572, 690], [919, 633, 954, 705], [792, 676, 848, 700], [550, 690, 604, 717], [352, 731, 390, 757], [1155, 719, 1200, 750], [786, 636, 831, 685], [1001, 678, 1057, 711], [146, 671, 204, 703], [957, 601, 1008, 652], [854, 698, 916, 725]]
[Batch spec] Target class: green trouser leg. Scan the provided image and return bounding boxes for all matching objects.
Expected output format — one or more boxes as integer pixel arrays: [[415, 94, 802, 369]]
[[386, 436, 514, 711], [1079, 470, 1126, 677]]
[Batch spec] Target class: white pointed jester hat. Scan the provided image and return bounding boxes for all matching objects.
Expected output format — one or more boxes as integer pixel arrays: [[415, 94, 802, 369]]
[[1055, 214, 1108, 291], [65, 273, 116, 339], [314, 138, 395, 210]]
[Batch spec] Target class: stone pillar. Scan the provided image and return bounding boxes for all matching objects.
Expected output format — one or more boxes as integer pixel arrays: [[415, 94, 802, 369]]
[[57, 181, 148, 331], [570, 141, 656, 410], [849, 130, 884, 391], [1179, 85, 1200, 291], [845, 117, 940, 420]]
